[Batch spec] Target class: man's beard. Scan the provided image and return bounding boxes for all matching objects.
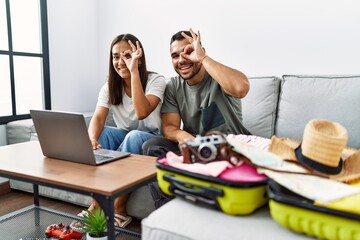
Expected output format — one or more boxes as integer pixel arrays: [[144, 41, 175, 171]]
[[178, 64, 201, 81]]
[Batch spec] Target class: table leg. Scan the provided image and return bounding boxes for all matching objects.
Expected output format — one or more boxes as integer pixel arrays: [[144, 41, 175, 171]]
[[93, 193, 116, 240], [33, 184, 40, 227], [33, 184, 39, 206]]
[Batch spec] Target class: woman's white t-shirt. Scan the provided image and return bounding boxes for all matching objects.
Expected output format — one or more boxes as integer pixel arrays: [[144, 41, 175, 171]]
[[96, 72, 166, 135]]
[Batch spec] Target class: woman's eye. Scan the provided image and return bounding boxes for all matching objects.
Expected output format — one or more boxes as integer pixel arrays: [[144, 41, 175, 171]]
[[125, 53, 131, 59]]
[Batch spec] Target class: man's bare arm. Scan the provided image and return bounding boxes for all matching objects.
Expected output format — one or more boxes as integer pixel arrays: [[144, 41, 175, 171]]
[[202, 56, 249, 98], [162, 112, 195, 143]]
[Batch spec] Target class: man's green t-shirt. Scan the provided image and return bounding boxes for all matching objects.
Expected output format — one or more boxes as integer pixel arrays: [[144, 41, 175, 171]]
[[161, 72, 251, 136]]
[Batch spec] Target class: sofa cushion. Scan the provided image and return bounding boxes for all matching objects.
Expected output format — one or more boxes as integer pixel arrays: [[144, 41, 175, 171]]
[[6, 119, 37, 144], [126, 185, 155, 218], [275, 75, 360, 149], [6, 112, 94, 145], [242, 76, 281, 138]]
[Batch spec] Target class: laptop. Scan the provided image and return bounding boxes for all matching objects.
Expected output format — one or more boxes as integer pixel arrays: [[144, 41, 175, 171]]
[[30, 109, 130, 165]]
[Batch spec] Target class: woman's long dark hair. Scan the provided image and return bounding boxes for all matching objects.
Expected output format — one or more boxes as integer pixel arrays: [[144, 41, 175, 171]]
[[108, 34, 148, 105]]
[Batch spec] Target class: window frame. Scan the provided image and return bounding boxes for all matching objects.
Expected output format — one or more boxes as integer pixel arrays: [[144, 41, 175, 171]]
[[0, 0, 50, 124]]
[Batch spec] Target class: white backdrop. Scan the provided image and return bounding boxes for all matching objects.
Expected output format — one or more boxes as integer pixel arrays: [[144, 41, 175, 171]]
[[49, 0, 360, 114], [1, 0, 359, 145], [98, 0, 360, 78]]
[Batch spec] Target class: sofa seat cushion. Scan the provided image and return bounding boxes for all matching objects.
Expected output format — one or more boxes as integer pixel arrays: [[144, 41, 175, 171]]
[[275, 75, 360, 149], [141, 198, 310, 240], [242, 76, 281, 138]]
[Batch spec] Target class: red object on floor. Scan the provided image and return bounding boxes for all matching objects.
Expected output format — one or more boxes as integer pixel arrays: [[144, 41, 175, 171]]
[[45, 223, 83, 240]]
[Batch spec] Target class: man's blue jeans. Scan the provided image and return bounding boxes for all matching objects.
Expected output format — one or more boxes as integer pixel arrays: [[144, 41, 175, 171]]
[[98, 126, 155, 154]]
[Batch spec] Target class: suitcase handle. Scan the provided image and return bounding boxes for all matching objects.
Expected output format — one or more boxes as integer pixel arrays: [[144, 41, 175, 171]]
[[163, 174, 224, 209]]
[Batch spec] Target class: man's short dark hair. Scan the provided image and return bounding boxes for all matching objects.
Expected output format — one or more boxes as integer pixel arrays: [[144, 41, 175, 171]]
[[170, 30, 192, 45]]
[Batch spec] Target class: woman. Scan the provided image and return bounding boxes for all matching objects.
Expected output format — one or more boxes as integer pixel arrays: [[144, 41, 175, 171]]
[[73, 33, 165, 228]]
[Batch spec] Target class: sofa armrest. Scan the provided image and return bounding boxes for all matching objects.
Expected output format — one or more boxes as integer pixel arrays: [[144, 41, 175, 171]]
[[6, 119, 37, 144], [6, 112, 94, 145]]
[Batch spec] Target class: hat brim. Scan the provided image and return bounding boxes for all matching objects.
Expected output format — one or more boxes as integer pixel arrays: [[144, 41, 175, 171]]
[[268, 136, 360, 183], [295, 145, 343, 175]]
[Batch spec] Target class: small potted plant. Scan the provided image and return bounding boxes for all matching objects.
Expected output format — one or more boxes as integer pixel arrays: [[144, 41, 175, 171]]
[[82, 207, 107, 240]]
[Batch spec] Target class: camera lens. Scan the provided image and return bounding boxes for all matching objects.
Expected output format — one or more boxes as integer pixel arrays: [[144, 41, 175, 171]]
[[197, 143, 217, 162], [200, 147, 211, 158]]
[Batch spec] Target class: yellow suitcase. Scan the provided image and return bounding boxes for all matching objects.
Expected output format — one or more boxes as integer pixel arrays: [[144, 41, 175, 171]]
[[267, 179, 360, 240], [157, 160, 268, 215]]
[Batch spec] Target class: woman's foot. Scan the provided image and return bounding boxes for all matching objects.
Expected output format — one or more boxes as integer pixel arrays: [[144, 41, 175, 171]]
[[71, 210, 132, 229], [70, 210, 89, 232], [114, 213, 132, 228]]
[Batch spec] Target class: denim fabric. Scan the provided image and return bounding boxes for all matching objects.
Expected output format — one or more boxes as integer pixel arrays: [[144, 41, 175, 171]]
[[98, 126, 155, 154]]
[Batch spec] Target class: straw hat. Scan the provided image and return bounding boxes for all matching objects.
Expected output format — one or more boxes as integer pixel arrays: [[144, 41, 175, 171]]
[[295, 119, 348, 174], [268, 119, 360, 182]]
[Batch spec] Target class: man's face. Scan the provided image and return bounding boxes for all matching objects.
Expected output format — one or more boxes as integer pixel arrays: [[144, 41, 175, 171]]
[[170, 39, 201, 80]]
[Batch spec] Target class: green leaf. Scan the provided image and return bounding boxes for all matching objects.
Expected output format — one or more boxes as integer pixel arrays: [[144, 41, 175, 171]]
[[82, 207, 107, 237]]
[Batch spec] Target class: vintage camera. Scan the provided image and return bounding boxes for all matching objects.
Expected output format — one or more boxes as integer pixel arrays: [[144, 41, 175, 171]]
[[180, 134, 229, 164]]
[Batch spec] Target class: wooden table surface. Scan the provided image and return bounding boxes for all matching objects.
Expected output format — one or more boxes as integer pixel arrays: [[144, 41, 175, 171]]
[[0, 141, 157, 196]]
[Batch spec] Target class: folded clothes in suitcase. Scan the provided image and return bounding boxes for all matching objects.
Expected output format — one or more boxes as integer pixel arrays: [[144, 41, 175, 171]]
[[156, 157, 269, 215], [267, 179, 360, 240]]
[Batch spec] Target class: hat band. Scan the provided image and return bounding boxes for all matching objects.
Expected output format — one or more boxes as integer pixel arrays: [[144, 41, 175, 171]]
[[295, 145, 343, 175]]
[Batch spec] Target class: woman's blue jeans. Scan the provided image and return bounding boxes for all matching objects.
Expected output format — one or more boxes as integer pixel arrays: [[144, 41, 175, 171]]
[[98, 126, 155, 154]]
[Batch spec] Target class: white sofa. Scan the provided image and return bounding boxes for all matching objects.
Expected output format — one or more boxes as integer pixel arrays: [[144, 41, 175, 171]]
[[4, 75, 360, 234], [141, 75, 360, 239]]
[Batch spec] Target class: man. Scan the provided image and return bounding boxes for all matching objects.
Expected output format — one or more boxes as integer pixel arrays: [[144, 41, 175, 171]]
[[143, 28, 250, 158]]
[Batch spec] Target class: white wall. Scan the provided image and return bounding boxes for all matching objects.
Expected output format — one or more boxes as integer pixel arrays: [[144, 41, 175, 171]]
[[1, 0, 358, 146], [1, 0, 101, 146], [97, 0, 360, 79], [49, 0, 360, 111], [47, 0, 100, 113]]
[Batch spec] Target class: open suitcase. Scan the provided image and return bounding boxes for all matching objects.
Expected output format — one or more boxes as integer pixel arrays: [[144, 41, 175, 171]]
[[267, 179, 360, 240], [156, 158, 268, 215]]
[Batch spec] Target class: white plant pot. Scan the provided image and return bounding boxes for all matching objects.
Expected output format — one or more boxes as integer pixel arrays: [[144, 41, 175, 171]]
[[86, 232, 108, 240]]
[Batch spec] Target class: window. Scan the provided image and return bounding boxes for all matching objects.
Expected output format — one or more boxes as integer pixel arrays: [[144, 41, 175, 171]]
[[0, 0, 50, 124]]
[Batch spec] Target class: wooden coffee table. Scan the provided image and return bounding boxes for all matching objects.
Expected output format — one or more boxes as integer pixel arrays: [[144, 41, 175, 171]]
[[0, 141, 157, 239]]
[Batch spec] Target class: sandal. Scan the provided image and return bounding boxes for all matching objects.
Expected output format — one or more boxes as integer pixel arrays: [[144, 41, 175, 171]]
[[71, 211, 132, 229], [114, 213, 132, 228], [70, 210, 88, 232]]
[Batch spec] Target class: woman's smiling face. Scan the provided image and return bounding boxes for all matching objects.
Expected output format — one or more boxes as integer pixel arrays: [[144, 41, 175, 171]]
[[112, 40, 132, 80]]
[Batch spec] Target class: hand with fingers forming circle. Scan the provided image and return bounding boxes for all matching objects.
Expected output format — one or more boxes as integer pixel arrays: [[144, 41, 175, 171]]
[[120, 40, 143, 72], [180, 28, 207, 63]]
